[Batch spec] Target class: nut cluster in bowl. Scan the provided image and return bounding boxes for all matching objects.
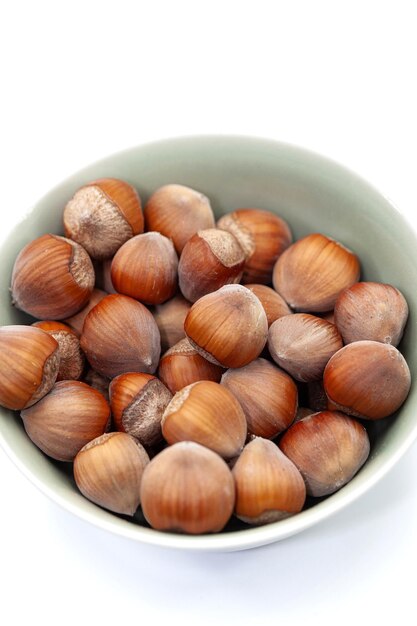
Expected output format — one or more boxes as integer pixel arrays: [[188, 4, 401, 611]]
[[0, 178, 411, 535]]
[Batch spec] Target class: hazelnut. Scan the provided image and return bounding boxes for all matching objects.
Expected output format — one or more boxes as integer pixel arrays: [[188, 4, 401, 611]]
[[64, 288, 108, 336], [0, 325, 59, 410], [63, 178, 143, 260], [272, 233, 360, 312], [161, 380, 247, 458], [111, 232, 178, 305], [21, 380, 111, 461], [80, 294, 161, 378], [152, 294, 191, 352], [268, 313, 343, 382], [217, 208, 292, 284], [334, 281, 408, 346], [158, 338, 223, 394], [323, 340, 411, 419], [32, 321, 85, 381], [279, 411, 370, 496], [140, 441, 235, 534], [11, 234, 95, 319], [245, 284, 292, 326], [184, 284, 268, 368], [220, 358, 297, 438], [109, 372, 172, 447], [232, 438, 306, 524], [74, 432, 149, 516], [144, 184, 215, 254], [178, 228, 245, 302]]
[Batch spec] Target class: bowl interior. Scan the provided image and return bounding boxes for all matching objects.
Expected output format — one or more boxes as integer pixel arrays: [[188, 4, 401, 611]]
[[1, 135, 417, 551]]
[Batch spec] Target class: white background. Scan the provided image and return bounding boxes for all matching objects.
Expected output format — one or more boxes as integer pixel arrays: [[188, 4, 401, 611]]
[[1, 2, 416, 625]]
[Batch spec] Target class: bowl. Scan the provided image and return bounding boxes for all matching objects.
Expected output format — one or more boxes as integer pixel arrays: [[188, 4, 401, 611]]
[[1, 135, 416, 551]]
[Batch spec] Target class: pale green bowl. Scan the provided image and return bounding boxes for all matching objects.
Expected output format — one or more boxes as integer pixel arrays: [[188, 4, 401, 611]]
[[1, 136, 416, 551]]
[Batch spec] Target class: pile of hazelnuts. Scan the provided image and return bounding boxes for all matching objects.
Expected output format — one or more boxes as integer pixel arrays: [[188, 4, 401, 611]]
[[0, 179, 411, 534]]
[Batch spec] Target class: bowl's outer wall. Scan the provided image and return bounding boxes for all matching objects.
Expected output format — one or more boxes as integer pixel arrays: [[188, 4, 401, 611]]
[[1, 136, 416, 551]]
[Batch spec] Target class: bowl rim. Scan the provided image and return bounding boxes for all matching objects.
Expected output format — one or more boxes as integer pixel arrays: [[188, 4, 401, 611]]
[[1, 133, 417, 552]]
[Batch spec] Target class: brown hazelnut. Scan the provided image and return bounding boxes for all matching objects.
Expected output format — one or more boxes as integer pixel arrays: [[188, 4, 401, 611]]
[[80, 294, 161, 378], [21, 380, 111, 461], [32, 321, 85, 381], [272, 233, 360, 312], [268, 313, 343, 382], [74, 432, 149, 515], [140, 441, 235, 533], [184, 284, 268, 368], [109, 372, 172, 447], [158, 338, 223, 394], [144, 184, 215, 254], [64, 288, 108, 336], [11, 234, 95, 319], [63, 178, 143, 260], [323, 340, 411, 419], [217, 208, 292, 284], [245, 284, 292, 326], [221, 358, 297, 438], [334, 281, 408, 346], [161, 380, 247, 458], [232, 438, 306, 524], [178, 228, 245, 302], [111, 232, 178, 305], [279, 411, 370, 496], [0, 325, 59, 410], [152, 294, 191, 352]]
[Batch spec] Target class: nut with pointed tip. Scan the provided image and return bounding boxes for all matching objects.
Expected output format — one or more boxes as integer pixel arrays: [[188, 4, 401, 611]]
[[184, 284, 268, 368], [64, 288, 108, 336], [74, 432, 149, 516], [111, 232, 178, 305], [161, 380, 247, 458], [268, 313, 343, 382], [0, 325, 60, 410], [80, 294, 161, 378], [11, 234, 95, 319], [144, 184, 215, 254], [217, 208, 292, 284], [279, 411, 370, 496], [21, 380, 111, 461], [221, 358, 297, 438], [178, 228, 245, 302], [32, 321, 85, 381], [334, 281, 408, 346], [140, 441, 235, 534], [323, 340, 411, 420], [63, 178, 143, 260], [272, 233, 360, 312], [109, 372, 172, 447], [152, 294, 191, 352], [158, 338, 223, 394], [245, 284, 292, 326], [232, 438, 306, 525]]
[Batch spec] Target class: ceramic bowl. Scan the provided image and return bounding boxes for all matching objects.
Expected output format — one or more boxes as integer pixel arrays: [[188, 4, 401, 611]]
[[1, 135, 416, 551]]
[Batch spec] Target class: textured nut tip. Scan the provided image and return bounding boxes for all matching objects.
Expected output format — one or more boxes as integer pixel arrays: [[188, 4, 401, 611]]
[[26, 348, 60, 407], [198, 229, 245, 267], [120, 378, 172, 446], [63, 179, 143, 260]]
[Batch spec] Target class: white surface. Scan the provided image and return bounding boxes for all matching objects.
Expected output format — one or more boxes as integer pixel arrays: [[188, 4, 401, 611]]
[[1, 2, 416, 625]]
